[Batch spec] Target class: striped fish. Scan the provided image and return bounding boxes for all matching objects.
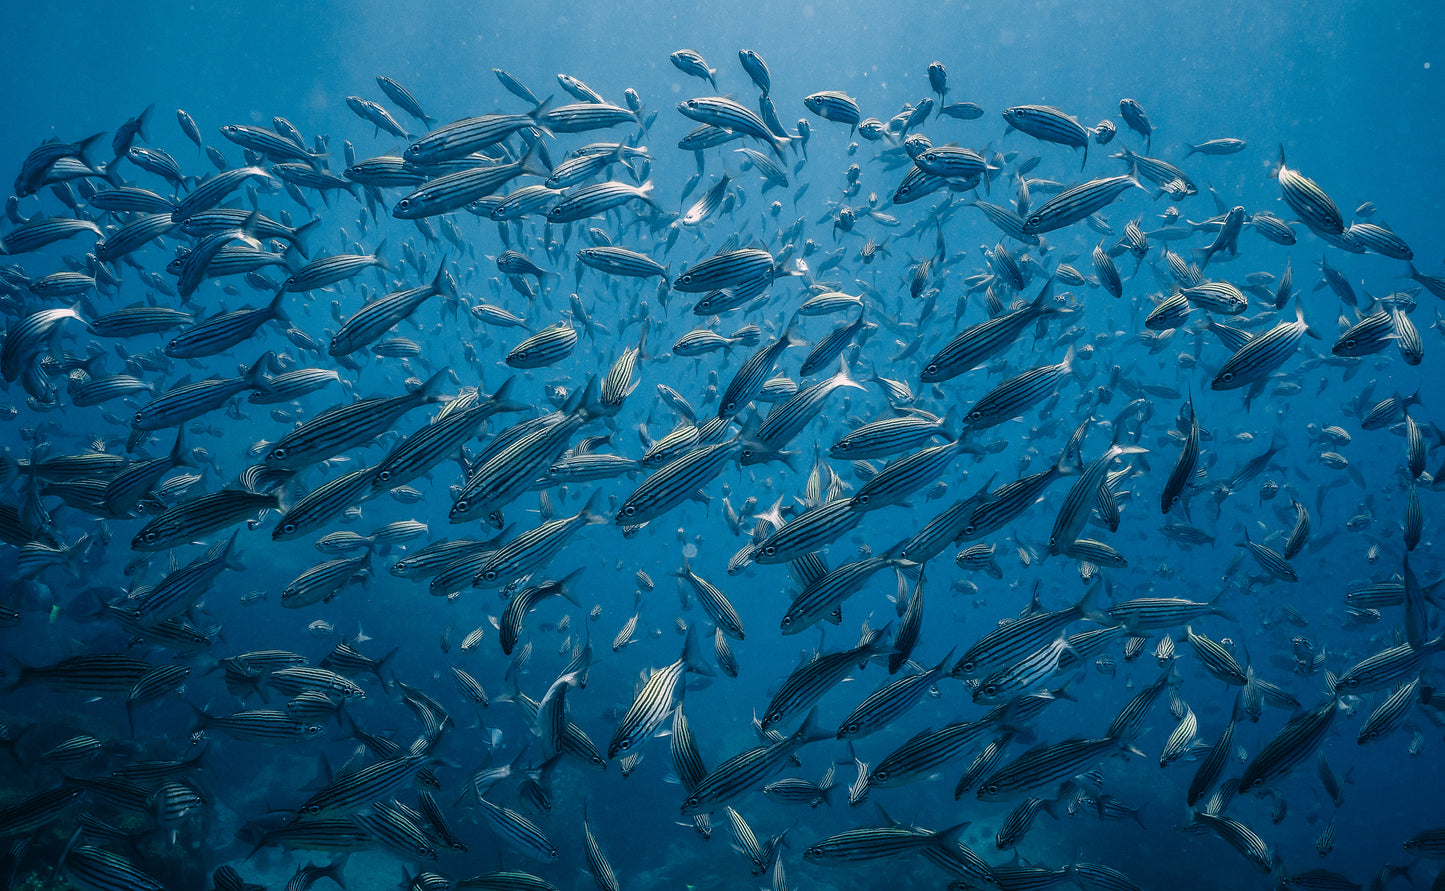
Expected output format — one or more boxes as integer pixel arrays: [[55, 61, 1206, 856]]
[[577, 246, 668, 279], [248, 367, 341, 405], [1002, 105, 1090, 168], [607, 626, 712, 757], [1187, 705, 1239, 807], [272, 467, 376, 541], [1213, 302, 1314, 392], [582, 806, 620, 891], [672, 248, 776, 293], [749, 365, 864, 456], [922, 280, 1061, 383], [751, 498, 862, 565], [1237, 527, 1295, 582], [372, 378, 523, 492], [1, 306, 89, 381], [761, 629, 887, 731], [1238, 696, 1339, 792], [1113, 148, 1197, 196], [264, 369, 447, 469], [1022, 174, 1142, 235], [962, 346, 1075, 430], [678, 96, 789, 157], [0, 786, 85, 836], [131, 352, 273, 432], [0, 216, 102, 255], [1107, 595, 1232, 631], [615, 439, 744, 526], [394, 149, 550, 218], [1334, 637, 1444, 692], [507, 323, 579, 369], [1391, 303, 1424, 366], [673, 557, 745, 640], [780, 550, 914, 634], [953, 585, 1106, 681], [1358, 678, 1419, 744], [598, 330, 646, 414], [1193, 813, 1274, 872], [62, 845, 165, 891], [1274, 146, 1343, 236], [977, 736, 1119, 801], [1048, 443, 1145, 555], [541, 101, 637, 132], [279, 552, 371, 608], [472, 492, 604, 588], [802, 821, 968, 864], [849, 437, 972, 512], [299, 751, 431, 816], [547, 180, 655, 223], [131, 488, 279, 551], [330, 262, 451, 356], [404, 107, 548, 165], [914, 145, 989, 180], [973, 637, 1071, 705], [1159, 702, 1198, 766], [476, 796, 557, 862], [490, 183, 565, 219], [869, 719, 993, 788], [682, 707, 830, 815], [837, 652, 951, 740], [1331, 309, 1395, 357], [283, 241, 388, 292]]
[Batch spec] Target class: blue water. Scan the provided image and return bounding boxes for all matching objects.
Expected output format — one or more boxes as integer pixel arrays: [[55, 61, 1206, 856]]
[[2, 2, 1442, 889]]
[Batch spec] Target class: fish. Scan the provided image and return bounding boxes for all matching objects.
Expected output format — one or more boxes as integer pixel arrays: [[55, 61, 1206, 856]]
[[0, 39, 1438, 891]]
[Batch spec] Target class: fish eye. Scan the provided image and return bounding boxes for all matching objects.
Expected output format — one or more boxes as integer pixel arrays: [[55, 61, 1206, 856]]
[[781, 616, 792, 627], [762, 546, 775, 557], [484, 570, 497, 582], [282, 523, 295, 535], [983, 684, 997, 697], [680, 274, 692, 284], [962, 660, 975, 673], [856, 494, 869, 504], [924, 364, 938, 376], [623, 505, 636, 516], [144, 532, 157, 543], [845, 723, 858, 734], [408, 143, 420, 153], [767, 711, 781, 723], [271, 447, 286, 459], [685, 796, 699, 808], [986, 784, 999, 795], [398, 199, 410, 208], [872, 768, 887, 781], [376, 470, 391, 481], [454, 499, 468, 511]]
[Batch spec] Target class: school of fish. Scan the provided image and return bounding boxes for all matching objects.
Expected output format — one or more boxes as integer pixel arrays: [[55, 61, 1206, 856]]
[[1, 44, 1443, 891]]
